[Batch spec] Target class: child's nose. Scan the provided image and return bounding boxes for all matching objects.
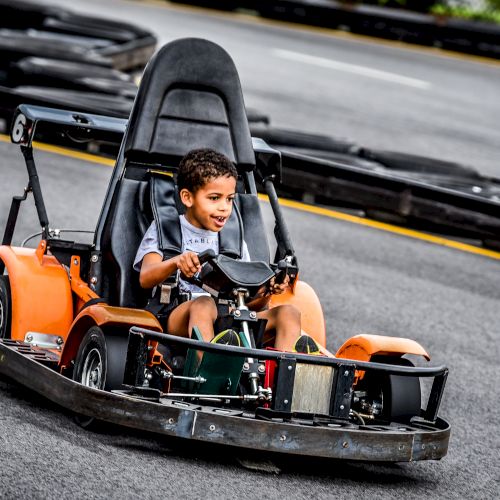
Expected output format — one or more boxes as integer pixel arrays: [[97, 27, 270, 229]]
[[218, 200, 231, 211]]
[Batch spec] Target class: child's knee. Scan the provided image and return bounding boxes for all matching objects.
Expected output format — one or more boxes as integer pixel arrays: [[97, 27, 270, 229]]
[[191, 295, 217, 319], [276, 304, 301, 322]]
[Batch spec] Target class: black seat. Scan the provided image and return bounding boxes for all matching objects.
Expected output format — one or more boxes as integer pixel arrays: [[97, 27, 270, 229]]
[[101, 175, 151, 308], [102, 173, 270, 308], [124, 38, 255, 169], [100, 38, 269, 308]]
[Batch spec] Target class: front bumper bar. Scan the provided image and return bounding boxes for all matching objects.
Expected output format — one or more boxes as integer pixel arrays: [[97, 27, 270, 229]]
[[0, 339, 450, 462]]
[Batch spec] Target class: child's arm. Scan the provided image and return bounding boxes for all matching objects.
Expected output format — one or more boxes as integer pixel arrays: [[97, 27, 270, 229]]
[[139, 251, 201, 289]]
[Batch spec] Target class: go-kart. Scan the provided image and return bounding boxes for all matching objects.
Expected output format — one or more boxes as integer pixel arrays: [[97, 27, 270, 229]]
[[0, 38, 449, 462]]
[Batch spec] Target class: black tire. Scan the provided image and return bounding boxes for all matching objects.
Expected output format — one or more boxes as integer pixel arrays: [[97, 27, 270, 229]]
[[249, 125, 357, 154], [361, 356, 421, 424], [0, 275, 12, 340], [246, 108, 270, 125], [72, 326, 128, 428], [360, 149, 480, 179]]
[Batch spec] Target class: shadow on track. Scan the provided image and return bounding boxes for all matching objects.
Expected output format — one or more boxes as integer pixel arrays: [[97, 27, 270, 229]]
[[0, 373, 427, 485]]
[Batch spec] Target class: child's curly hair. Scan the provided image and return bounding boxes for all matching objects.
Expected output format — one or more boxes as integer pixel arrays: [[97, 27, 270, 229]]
[[177, 149, 237, 192]]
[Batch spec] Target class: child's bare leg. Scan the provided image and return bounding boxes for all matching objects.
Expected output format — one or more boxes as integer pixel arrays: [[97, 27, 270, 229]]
[[257, 304, 301, 351], [167, 296, 218, 342]]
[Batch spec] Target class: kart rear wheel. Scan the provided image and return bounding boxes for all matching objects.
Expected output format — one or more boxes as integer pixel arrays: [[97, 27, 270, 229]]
[[0, 275, 12, 339], [72, 326, 128, 428], [358, 356, 422, 424]]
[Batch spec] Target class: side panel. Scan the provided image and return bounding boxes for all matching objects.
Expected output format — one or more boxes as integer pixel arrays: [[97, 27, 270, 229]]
[[335, 333, 430, 361], [59, 304, 163, 370], [0, 245, 73, 341], [269, 280, 326, 347]]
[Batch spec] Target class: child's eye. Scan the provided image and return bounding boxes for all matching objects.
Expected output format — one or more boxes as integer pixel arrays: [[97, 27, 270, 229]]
[[209, 196, 219, 201], [227, 197, 234, 203]]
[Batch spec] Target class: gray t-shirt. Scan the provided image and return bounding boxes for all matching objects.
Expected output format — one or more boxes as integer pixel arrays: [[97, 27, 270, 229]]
[[134, 215, 250, 294]]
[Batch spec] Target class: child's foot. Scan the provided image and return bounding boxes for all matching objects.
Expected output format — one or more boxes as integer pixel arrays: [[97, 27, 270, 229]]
[[293, 334, 321, 355], [211, 329, 241, 346]]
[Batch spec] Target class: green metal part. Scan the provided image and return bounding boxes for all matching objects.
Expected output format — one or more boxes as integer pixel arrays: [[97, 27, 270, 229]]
[[182, 326, 246, 395]]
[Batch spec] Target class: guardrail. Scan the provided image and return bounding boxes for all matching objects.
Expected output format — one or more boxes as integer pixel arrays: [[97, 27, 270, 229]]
[[278, 148, 500, 250]]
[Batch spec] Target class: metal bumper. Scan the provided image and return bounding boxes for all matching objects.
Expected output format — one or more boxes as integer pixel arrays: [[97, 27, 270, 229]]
[[0, 340, 449, 462]]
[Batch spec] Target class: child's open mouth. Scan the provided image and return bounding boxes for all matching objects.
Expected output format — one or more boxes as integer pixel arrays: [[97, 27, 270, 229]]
[[212, 216, 226, 228]]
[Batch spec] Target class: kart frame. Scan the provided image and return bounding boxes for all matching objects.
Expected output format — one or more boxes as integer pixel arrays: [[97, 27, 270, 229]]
[[0, 38, 450, 463], [0, 330, 449, 462]]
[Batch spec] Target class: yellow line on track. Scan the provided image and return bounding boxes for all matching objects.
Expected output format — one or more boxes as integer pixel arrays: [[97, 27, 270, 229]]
[[259, 195, 500, 260], [133, 0, 500, 69], [0, 134, 115, 166], [2, 132, 499, 261]]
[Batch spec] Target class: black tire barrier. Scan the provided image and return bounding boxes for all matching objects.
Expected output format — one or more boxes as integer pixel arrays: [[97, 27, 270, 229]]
[[0, 0, 156, 125], [278, 148, 500, 249], [246, 108, 271, 125], [358, 149, 481, 179], [250, 125, 481, 178], [0, 0, 156, 70], [249, 125, 358, 155], [10, 58, 137, 98], [0, 86, 133, 120], [0, 32, 110, 67]]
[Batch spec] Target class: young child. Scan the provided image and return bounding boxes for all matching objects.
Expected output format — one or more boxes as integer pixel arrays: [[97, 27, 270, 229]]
[[134, 148, 304, 351]]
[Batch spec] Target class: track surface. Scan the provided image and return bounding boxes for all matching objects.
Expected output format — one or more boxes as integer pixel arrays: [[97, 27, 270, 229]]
[[1, 2, 500, 498]]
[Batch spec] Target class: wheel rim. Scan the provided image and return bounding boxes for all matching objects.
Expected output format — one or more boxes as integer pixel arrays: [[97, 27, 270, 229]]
[[81, 348, 104, 389]]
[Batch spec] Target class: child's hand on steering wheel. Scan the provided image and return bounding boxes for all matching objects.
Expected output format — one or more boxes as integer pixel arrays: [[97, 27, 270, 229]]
[[254, 275, 288, 299], [268, 274, 289, 295], [175, 251, 201, 278]]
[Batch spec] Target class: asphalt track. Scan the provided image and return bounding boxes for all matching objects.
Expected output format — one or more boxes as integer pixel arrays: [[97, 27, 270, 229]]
[[0, 1, 500, 498]]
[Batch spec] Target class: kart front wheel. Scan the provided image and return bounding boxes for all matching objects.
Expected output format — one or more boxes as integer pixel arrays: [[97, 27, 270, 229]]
[[73, 326, 128, 428], [0, 275, 11, 339], [356, 356, 422, 425]]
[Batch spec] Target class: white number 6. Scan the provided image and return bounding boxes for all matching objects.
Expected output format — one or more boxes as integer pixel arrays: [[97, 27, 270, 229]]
[[11, 113, 27, 144]]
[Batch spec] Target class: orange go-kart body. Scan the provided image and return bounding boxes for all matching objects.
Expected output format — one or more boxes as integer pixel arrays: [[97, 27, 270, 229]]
[[0, 240, 163, 371]]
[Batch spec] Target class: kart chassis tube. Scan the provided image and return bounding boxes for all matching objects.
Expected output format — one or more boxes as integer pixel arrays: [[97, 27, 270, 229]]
[[263, 178, 295, 257], [129, 327, 448, 423], [1, 146, 48, 243], [0, 144, 50, 274], [21, 146, 49, 238], [0, 340, 450, 462], [0, 187, 30, 276]]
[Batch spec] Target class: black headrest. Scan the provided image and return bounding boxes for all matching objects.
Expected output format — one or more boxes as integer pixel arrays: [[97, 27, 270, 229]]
[[124, 38, 255, 171]]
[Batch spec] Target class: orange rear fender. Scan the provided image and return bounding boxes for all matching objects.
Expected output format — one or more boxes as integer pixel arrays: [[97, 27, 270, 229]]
[[59, 304, 163, 371], [269, 280, 326, 347], [335, 333, 430, 362], [0, 245, 73, 341]]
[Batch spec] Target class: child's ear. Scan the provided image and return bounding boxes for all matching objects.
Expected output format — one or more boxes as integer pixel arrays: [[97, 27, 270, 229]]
[[179, 188, 193, 208]]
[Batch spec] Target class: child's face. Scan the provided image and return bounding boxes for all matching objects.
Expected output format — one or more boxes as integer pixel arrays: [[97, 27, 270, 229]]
[[180, 175, 236, 232]]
